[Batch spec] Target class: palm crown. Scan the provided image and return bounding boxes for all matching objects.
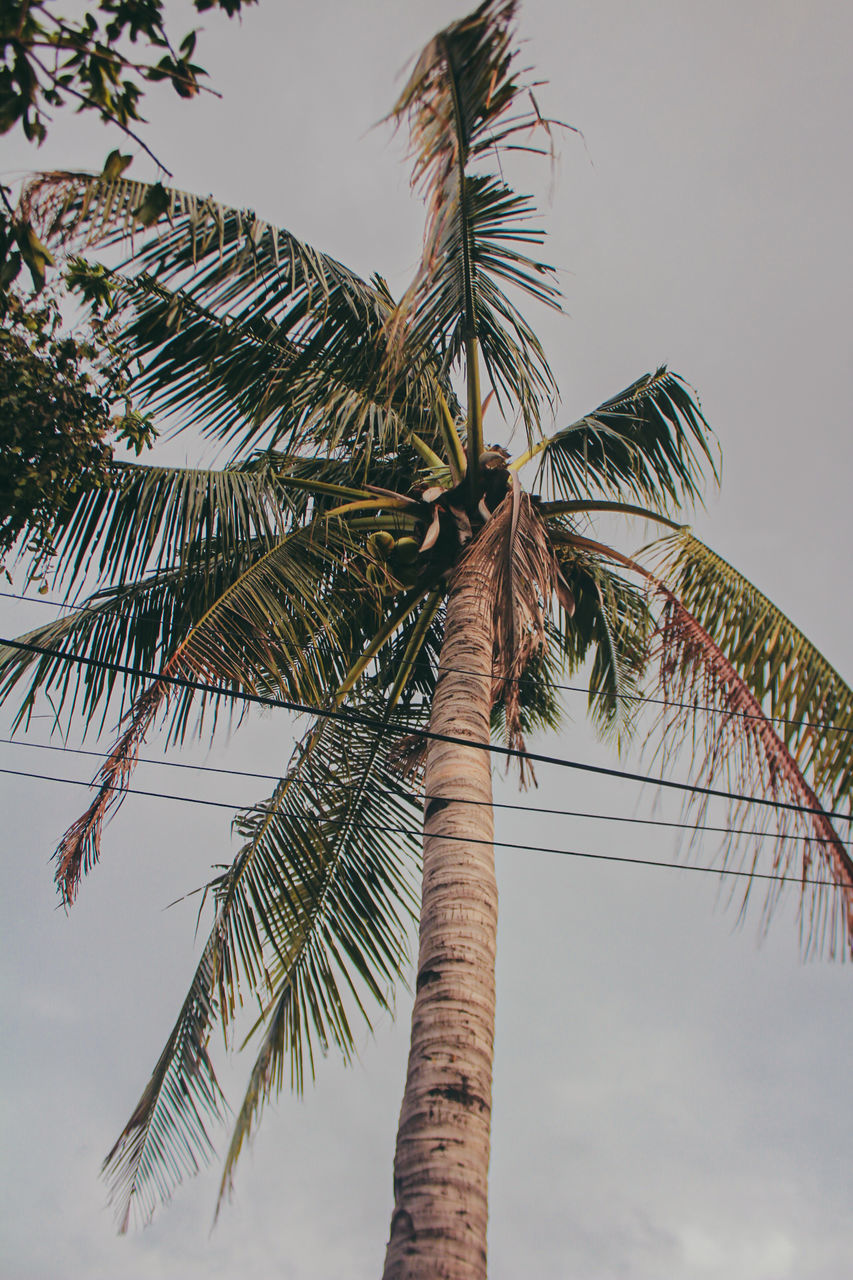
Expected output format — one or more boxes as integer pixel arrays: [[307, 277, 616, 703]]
[[3, 1, 851, 1270]]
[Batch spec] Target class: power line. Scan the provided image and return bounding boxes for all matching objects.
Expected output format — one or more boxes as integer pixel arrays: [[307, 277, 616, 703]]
[[2, 734, 851, 849], [430, 659, 852, 738], [0, 735, 280, 784], [1, 632, 850, 825], [3, 587, 849, 738], [0, 763, 845, 893], [1, 590, 87, 611]]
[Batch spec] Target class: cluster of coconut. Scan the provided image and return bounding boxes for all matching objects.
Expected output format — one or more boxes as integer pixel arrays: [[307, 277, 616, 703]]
[[365, 530, 422, 589], [362, 446, 513, 593]]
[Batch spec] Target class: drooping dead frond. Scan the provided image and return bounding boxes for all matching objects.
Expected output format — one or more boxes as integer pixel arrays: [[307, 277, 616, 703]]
[[393, 1, 535, 187], [53, 660, 184, 905], [456, 484, 559, 768], [652, 591, 853, 957]]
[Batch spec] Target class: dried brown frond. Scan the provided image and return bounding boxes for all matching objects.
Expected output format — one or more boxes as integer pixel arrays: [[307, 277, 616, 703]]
[[652, 591, 853, 957], [382, 1, 562, 435], [19, 171, 83, 244], [53, 599, 289, 906], [53, 657, 190, 905], [455, 484, 559, 770]]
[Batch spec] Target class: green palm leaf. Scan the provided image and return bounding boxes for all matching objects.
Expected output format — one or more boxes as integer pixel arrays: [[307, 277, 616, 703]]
[[214, 696, 429, 1212], [102, 929, 227, 1235], [77, 269, 450, 462], [655, 531, 853, 813], [514, 368, 718, 513], [26, 173, 383, 333], [549, 534, 652, 740], [40, 520, 366, 902], [101, 694, 429, 1232], [25, 175, 456, 461], [0, 513, 357, 737], [100, 584, 446, 1229], [37, 459, 290, 594], [0, 556, 264, 734]]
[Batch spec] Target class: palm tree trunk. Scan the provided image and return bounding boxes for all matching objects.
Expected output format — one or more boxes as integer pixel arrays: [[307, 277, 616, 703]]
[[382, 565, 497, 1280]]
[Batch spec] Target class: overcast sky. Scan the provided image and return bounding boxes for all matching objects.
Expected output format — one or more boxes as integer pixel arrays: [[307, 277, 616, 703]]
[[2, 3, 852, 1278]]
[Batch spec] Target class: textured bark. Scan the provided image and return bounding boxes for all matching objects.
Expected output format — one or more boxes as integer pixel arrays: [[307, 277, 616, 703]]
[[382, 564, 497, 1280]]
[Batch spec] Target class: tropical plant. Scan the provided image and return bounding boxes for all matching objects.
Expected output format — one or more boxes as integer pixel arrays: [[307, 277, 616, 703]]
[[1, 0, 256, 151], [1, 0, 260, 295], [1, 0, 258, 568], [0, 279, 156, 569], [2, 3, 851, 1277]]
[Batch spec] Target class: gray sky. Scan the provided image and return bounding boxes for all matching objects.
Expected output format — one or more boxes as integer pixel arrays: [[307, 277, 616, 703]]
[[2, 3, 852, 1278]]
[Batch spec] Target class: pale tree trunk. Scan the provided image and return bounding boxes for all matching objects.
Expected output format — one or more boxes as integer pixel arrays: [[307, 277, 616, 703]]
[[382, 564, 497, 1280]]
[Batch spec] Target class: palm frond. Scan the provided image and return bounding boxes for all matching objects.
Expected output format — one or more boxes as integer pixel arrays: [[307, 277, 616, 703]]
[[457, 486, 560, 764], [518, 368, 718, 513], [214, 697, 428, 1212], [550, 540, 652, 741], [546, 526, 853, 950], [36, 459, 289, 594], [650, 591, 853, 957], [655, 530, 853, 814], [0, 503, 363, 737], [48, 521, 363, 902], [101, 586, 449, 1229], [24, 174, 383, 332], [388, 0, 561, 440], [23, 174, 457, 462], [102, 929, 227, 1234], [394, 0, 534, 182], [0, 555, 262, 736], [96, 269, 453, 463]]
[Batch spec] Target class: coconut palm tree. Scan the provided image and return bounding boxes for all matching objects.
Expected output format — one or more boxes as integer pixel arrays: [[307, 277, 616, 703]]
[[2, 3, 852, 1277]]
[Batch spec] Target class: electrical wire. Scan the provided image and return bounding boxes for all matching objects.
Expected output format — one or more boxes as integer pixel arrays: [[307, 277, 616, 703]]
[[2, 734, 851, 849], [1, 632, 850, 825], [3, 588, 849, 738], [0, 762, 845, 893], [430, 658, 852, 737]]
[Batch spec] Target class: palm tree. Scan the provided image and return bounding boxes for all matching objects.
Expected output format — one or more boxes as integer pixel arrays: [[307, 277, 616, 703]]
[[3, 2, 852, 1276]]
